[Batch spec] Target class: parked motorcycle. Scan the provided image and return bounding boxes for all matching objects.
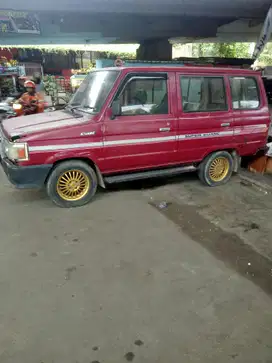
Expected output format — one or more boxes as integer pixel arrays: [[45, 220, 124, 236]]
[[0, 97, 46, 121], [13, 99, 42, 116]]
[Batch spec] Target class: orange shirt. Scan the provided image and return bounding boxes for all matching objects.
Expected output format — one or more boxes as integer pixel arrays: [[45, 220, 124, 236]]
[[19, 92, 44, 113]]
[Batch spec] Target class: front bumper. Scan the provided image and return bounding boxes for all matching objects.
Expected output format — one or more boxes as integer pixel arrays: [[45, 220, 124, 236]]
[[1, 158, 52, 189]]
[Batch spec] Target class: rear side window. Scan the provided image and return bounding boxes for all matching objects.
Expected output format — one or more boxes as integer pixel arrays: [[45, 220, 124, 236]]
[[230, 77, 260, 110], [180, 76, 227, 112]]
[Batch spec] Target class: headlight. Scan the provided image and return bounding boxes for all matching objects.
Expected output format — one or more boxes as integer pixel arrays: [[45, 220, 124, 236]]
[[13, 103, 23, 110], [5, 142, 29, 161]]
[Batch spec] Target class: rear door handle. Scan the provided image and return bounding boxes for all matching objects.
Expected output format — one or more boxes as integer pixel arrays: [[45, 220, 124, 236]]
[[221, 122, 230, 127], [159, 127, 170, 132]]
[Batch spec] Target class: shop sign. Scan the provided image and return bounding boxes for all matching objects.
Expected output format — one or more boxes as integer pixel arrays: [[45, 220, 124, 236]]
[[0, 10, 40, 34]]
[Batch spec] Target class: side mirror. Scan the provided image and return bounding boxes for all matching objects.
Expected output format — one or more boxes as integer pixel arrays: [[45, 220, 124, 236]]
[[111, 99, 121, 118]]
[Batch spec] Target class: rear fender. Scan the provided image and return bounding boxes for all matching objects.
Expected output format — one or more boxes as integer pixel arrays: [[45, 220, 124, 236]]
[[231, 150, 241, 173], [200, 149, 240, 172]]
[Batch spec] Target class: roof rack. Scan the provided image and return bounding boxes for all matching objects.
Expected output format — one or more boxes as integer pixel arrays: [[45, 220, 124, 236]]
[[174, 57, 253, 67], [124, 57, 254, 68], [96, 57, 254, 69]]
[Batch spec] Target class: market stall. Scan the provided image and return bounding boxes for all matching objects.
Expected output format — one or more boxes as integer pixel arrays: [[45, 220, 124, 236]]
[[0, 64, 19, 99]]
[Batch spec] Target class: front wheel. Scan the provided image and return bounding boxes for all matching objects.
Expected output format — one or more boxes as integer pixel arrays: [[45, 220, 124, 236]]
[[198, 151, 234, 187], [46, 160, 97, 207]]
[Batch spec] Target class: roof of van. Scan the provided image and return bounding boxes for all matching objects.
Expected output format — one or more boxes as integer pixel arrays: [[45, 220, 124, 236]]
[[100, 66, 260, 75]]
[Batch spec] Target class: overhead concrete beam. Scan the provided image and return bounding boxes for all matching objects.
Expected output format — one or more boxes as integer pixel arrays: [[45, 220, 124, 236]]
[[0, 1, 270, 46], [170, 19, 263, 44], [137, 39, 172, 60], [0, 0, 270, 17]]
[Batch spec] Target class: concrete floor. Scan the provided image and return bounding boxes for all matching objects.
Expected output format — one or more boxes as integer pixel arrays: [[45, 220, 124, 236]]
[[0, 169, 272, 363]]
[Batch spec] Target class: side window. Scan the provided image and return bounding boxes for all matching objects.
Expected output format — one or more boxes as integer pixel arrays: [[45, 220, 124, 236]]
[[118, 76, 168, 116], [230, 77, 260, 110], [180, 76, 227, 112]]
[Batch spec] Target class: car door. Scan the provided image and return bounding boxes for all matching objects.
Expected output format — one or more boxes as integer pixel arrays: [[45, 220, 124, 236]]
[[101, 72, 178, 174], [176, 73, 234, 163], [229, 75, 269, 154]]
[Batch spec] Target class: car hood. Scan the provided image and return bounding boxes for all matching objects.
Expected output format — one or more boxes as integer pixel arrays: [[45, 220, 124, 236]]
[[2, 110, 87, 138]]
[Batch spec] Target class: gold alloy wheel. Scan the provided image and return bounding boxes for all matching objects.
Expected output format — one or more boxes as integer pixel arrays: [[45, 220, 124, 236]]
[[56, 170, 90, 201], [208, 157, 230, 182]]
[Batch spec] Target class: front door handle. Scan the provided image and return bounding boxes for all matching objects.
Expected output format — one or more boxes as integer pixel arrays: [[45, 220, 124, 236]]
[[159, 127, 170, 132], [221, 122, 230, 127]]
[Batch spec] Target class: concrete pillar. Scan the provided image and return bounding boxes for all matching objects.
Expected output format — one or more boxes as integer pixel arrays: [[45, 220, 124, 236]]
[[136, 39, 172, 61]]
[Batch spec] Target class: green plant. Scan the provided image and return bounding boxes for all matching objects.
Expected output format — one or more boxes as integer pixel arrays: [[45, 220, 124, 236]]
[[43, 75, 59, 96], [258, 43, 272, 65], [191, 43, 250, 58], [98, 51, 136, 59]]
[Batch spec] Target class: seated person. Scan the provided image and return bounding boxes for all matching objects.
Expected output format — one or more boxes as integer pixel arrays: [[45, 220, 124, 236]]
[[131, 89, 147, 105], [152, 93, 168, 114], [18, 80, 44, 115]]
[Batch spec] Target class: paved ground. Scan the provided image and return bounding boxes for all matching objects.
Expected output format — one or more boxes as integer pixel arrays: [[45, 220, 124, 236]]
[[0, 168, 272, 363]]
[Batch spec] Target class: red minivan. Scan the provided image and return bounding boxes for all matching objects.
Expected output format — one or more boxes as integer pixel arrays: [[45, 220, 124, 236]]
[[0, 66, 270, 207]]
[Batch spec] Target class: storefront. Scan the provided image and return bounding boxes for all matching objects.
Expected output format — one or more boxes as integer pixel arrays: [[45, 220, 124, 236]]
[[0, 66, 19, 99]]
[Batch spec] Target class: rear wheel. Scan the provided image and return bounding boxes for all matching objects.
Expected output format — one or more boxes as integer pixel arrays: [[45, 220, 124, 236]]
[[198, 151, 233, 187], [46, 160, 97, 207]]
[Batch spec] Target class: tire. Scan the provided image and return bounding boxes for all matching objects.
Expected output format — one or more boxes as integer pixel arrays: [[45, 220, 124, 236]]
[[46, 160, 97, 208], [198, 151, 234, 187]]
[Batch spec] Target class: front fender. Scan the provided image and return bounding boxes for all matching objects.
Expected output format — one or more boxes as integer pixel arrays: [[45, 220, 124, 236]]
[[44, 149, 101, 166], [43, 150, 106, 188]]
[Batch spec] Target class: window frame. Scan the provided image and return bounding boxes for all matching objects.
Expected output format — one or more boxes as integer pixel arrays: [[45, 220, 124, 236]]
[[229, 76, 261, 111], [110, 72, 170, 117], [180, 75, 228, 113]]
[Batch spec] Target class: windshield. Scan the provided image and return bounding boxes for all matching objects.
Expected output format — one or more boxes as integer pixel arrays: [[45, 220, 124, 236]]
[[69, 70, 120, 113]]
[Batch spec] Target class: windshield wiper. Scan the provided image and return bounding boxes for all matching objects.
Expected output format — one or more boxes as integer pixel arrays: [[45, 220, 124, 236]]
[[65, 105, 83, 117], [66, 104, 96, 116], [82, 105, 95, 111], [74, 105, 96, 113]]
